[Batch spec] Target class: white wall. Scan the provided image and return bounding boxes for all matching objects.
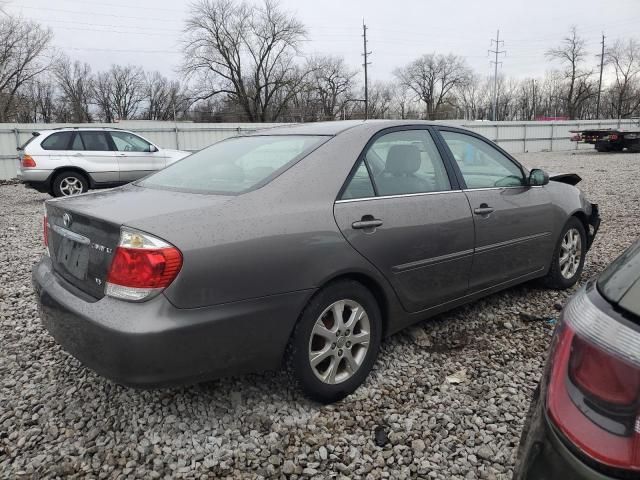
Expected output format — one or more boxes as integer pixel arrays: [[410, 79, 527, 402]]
[[1, 119, 638, 180]]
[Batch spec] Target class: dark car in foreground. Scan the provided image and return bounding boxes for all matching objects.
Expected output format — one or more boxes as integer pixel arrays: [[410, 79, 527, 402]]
[[515, 240, 640, 479], [33, 120, 600, 403]]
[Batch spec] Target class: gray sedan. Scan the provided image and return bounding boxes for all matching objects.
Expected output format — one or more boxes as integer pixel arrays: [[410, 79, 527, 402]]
[[33, 121, 600, 403]]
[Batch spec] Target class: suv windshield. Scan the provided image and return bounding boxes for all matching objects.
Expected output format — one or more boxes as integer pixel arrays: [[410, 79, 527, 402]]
[[138, 135, 326, 194]]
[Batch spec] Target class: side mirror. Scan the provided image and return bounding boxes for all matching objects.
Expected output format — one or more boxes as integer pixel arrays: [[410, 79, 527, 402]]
[[529, 168, 549, 186], [149, 145, 158, 153]]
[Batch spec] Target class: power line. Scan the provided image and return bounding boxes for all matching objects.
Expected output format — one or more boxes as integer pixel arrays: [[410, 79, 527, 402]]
[[362, 20, 371, 120], [489, 30, 506, 121]]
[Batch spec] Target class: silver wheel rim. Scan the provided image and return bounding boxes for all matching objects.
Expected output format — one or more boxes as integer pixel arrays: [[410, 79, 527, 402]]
[[559, 228, 582, 279], [59, 177, 84, 196], [308, 299, 371, 385]]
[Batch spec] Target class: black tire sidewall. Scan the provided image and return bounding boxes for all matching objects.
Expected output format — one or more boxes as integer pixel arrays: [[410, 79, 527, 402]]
[[290, 280, 382, 404], [547, 217, 587, 289], [52, 172, 88, 197]]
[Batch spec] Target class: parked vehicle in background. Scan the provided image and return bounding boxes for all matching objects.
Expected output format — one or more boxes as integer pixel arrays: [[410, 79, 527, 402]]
[[32, 120, 600, 403], [515, 240, 640, 479], [16, 127, 189, 197], [570, 127, 640, 152]]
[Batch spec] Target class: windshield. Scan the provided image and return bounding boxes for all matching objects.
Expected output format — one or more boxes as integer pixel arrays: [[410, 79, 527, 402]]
[[138, 135, 327, 194]]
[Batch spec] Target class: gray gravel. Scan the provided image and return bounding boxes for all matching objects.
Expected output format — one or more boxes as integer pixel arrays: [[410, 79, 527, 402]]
[[1, 149, 639, 479]]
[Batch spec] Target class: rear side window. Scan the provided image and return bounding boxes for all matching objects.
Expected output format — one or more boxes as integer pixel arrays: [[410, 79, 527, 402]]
[[70, 133, 84, 151], [363, 130, 451, 196], [139, 135, 327, 194], [341, 160, 375, 199], [80, 132, 111, 151], [41, 132, 73, 150]]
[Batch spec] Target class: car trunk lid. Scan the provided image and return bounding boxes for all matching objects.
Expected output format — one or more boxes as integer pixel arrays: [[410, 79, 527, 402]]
[[46, 202, 121, 300]]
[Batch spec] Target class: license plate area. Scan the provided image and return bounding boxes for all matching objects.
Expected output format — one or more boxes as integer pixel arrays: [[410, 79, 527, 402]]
[[56, 236, 90, 280]]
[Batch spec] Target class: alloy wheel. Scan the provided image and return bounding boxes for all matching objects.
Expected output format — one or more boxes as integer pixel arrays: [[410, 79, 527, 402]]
[[59, 177, 84, 196], [308, 299, 371, 385], [559, 227, 582, 279]]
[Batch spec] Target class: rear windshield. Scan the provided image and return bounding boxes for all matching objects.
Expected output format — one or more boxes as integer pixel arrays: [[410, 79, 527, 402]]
[[138, 135, 327, 194], [598, 240, 640, 316]]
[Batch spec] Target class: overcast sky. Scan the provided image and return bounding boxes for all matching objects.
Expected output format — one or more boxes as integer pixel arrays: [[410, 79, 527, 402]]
[[7, 0, 639, 83]]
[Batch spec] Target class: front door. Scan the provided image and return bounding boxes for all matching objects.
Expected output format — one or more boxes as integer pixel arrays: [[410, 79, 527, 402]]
[[333, 128, 474, 313], [437, 128, 555, 291], [108, 131, 166, 182]]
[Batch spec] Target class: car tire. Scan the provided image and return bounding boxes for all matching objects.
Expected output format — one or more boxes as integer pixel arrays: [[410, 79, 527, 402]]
[[543, 217, 586, 289], [288, 280, 382, 403], [595, 142, 610, 152], [52, 171, 89, 197]]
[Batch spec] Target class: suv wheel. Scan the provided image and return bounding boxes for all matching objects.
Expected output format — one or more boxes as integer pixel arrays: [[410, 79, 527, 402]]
[[52, 171, 88, 197], [288, 280, 382, 403]]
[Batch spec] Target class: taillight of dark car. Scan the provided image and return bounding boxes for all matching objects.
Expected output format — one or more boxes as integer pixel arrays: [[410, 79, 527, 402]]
[[21, 155, 36, 168], [105, 227, 182, 302], [546, 288, 640, 473]]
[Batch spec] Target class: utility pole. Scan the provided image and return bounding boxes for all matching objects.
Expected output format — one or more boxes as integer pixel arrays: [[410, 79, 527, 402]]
[[362, 20, 371, 120], [596, 33, 605, 119], [489, 30, 505, 121]]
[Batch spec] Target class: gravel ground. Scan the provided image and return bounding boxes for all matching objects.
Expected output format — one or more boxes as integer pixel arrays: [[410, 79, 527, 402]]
[[1, 149, 639, 480]]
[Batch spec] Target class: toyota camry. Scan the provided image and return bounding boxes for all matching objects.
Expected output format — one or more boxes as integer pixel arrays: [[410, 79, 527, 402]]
[[33, 121, 600, 403]]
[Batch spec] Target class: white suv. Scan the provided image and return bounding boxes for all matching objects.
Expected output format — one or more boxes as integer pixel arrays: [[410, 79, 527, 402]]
[[16, 127, 190, 197]]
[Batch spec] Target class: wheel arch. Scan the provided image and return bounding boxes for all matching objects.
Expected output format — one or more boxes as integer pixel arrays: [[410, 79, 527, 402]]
[[51, 166, 94, 187], [313, 270, 394, 337]]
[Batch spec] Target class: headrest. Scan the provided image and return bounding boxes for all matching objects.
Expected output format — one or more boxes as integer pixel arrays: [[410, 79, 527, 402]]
[[385, 145, 421, 175]]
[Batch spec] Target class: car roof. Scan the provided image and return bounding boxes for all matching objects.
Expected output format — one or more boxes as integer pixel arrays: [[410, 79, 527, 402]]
[[247, 120, 450, 136], [36, 127, 132, 134]]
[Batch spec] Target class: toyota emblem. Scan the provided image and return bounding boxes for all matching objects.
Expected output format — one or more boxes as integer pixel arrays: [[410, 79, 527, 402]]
[[62, 213, 72, 228]]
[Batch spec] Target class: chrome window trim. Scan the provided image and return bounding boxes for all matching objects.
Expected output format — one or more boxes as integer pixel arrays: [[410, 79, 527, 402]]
[[335, 189, 464, 204], [462, 185, 543, 192]]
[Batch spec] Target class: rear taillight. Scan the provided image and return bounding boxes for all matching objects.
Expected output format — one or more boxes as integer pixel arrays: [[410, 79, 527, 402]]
[[21, 155, 36, 168], [105, 227, 182, 302], [546, 287, 640, 472]]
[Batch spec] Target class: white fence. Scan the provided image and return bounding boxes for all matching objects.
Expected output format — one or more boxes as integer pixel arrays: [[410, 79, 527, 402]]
[[1, 119, 638, 180]]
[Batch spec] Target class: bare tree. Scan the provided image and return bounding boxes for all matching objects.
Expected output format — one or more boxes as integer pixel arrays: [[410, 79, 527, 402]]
[[54, 55, 93, 122], [182, 0, 307, 122], [455, 73, 491, 120], [605, 38, 640, 119], [546, 27, 595, 119], [306, 55, 357, 120], [394, 53, 470, 120], [144, 71, 191, 120], [0, 15, 53, 121], [92, 65, 145, 121]]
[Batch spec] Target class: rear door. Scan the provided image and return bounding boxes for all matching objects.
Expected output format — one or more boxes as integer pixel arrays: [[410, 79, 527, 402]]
[[75, 131, 118, 184], [109, 131, 166, 182], [333, 127, 474, 313], [436, 128, 555, 291]]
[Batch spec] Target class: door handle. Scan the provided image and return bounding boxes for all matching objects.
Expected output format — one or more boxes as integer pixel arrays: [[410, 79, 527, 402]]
[[474, 203, 494, 215], [352, 216, 383, 230]]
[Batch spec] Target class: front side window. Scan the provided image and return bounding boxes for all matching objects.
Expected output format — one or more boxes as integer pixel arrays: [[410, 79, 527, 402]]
[[363, 129, 451, 196], [41, 132, 73, 150], [80, 131, 111, 151], [139, 135, 326, 194], [110, 131, 153, 152], [440, 130, 525, 189]]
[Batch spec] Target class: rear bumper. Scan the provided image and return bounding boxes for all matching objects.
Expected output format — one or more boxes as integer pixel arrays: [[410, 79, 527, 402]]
[[33, 256, 313, 387], [514, 396, 617, 480], [17, 169, 52, 192]]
